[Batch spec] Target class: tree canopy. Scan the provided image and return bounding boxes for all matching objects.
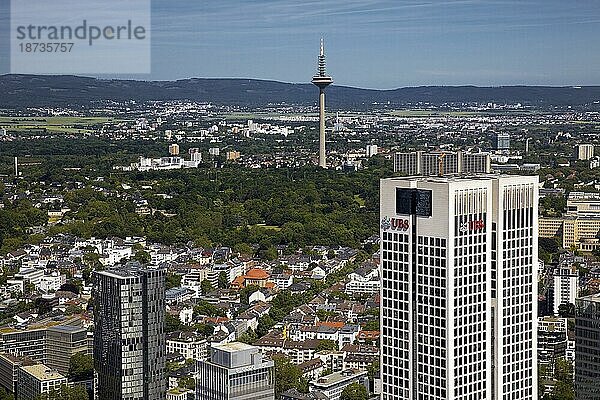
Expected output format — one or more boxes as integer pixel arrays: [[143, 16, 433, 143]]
[[340, 382, 368, 400]]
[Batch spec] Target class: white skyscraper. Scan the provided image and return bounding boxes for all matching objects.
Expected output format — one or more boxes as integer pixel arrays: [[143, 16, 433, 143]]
[[553, 266, 578, 315], [380, 175, 538, 400]]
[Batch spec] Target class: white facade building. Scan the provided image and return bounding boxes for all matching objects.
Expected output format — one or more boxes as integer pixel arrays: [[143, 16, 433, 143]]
[[37, 274, 66, 293], [552, 266, 578, 315], [166, 333, 207, 360], [380, 175, 538, 400], [573, 144, 594, 160], [366, 145, 378, 157], [309, 369, 368, 400]]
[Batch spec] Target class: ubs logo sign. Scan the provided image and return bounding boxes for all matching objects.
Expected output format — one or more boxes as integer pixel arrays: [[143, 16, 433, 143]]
[[459, 219, 485, 233], [381, 216, 409, 231]]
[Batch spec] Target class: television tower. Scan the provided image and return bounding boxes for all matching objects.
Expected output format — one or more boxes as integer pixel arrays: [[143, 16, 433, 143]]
[[311, 38, 333, 168]]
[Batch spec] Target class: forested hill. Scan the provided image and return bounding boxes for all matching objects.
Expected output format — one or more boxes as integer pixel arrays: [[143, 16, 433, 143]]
[[1, 74, 600, 108]]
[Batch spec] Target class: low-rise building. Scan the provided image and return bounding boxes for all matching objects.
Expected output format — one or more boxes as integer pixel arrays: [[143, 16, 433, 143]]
[[308, 369, 368, 400], [538, 317, 568, 378], [166, 332, 207, 361], [16, 364, 67, 400]]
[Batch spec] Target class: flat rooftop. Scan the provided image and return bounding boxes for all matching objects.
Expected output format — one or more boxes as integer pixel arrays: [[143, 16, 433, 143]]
[[384, 174, 530, 183], [212, 342, 256, 353], [20, 364, 66, 381], [311, 369, 366, 387]]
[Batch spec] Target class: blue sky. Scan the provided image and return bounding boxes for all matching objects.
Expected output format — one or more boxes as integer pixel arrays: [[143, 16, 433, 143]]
[[2, 0, 600, 88]]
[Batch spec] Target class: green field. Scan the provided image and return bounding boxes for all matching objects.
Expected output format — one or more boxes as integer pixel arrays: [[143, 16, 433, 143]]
[[0, 116, 120, 134], [220, 112, 313, 120], [353, 194, 366, 207], [388, 110, 483, 117], [247, 224, 282, 231]]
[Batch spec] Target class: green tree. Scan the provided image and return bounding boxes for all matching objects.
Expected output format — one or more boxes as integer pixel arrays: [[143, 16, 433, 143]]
[[166, 314, 182, 333], [547, 381, 574, 400], [193, 301, 225, 318], [64, 305, 84, 316], [201, 279, 214, 295], [0, 387, 14, 400], [239, 285, 260, 305], [178, 376, 195, 390], [361, 320, 379, 331], [166, 273, 182, 290], [256, 315, 275, 338], [340, 382, 368, 400], [273, 356, 308, 398], [38, 384, 89, 400], [68, 352, 93, 382], [558, 303, 575, 318], [218, 271, 229, 289], [554, 359, 574, 384], [133, 250, 151, 264], [237, 328, 257, 344], [193, 323, 215, 337], [316, 339, 338, 352]]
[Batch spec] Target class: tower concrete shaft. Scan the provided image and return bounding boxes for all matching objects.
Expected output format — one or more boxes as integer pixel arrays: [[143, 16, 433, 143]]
[[311, 38, 333, 168], [319, 89, 326, 167]]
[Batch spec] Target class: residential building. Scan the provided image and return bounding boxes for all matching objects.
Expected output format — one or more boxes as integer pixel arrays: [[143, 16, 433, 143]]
[[93, 265, 166, 400], [573, 144, 595, 161], [380, 175, 538, 400], [366, 145, 378, 157], [196, 342, 274, 400], [552, 266, 578, 315], [166, 331, 207, 361], [537, 317, 568, 378]]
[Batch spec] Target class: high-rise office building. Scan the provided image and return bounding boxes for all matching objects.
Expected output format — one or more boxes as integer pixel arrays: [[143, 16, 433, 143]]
[[380, 175, 538, 400], [575, 293, 600, 400], [93, 265, 166, 400], [196, 342, 274, 400]]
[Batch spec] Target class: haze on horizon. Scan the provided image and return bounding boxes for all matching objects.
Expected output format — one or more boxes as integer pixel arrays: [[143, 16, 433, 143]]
[[1, 0, 600, 89]]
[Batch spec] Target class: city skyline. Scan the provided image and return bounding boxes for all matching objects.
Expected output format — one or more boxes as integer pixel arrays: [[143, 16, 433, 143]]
[[2, 1, 600, 87]]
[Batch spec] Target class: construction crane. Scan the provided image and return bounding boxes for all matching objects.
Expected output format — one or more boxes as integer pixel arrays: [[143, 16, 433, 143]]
[[438, 153, 446, 176]]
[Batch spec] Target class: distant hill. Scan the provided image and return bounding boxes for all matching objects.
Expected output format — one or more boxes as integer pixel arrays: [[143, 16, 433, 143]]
[[1, 74, 600, 109]]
